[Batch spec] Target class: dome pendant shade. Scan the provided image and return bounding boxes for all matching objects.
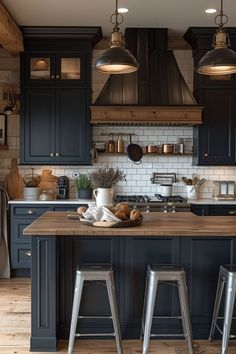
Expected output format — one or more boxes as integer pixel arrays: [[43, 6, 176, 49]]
[[94, 46, 139, 74], [197, 1, 236, 76], [197, 47, 236, 75]]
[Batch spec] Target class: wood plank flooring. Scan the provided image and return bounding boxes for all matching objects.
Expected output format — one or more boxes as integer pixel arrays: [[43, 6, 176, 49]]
[[0, 278, 236, 353]]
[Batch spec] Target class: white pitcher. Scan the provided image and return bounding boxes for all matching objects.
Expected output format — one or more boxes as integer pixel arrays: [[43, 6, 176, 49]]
[[93, 188, 114, 208]]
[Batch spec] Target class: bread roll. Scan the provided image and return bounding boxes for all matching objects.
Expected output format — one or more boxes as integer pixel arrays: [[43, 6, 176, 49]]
[[115, 210, 128, 221], [130, 209, 142, 221], [115, 202, 130, 216], [77, 206, 87, 216]]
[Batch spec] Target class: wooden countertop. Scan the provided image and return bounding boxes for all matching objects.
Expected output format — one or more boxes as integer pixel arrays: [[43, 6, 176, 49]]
[[23, 211, 236, 237]]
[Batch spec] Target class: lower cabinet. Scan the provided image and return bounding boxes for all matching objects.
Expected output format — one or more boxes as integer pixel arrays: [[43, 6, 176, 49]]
[[10, 204, 85, 275], [56, 235, 236, 339], [191, 204, 236, 216]]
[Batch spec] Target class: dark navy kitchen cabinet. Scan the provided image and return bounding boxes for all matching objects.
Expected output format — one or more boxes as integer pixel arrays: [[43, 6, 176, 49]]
[[21, 87, 91, 164], [191, 204, 236, 216], [193, 89, 236, 165], [184, 27, 236, 166], [20, 27, 102, 165], [10, 203, 84, 276]]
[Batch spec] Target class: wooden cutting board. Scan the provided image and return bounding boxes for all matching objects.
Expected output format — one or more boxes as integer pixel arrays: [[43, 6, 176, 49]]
[[5, 158, 24, 199]]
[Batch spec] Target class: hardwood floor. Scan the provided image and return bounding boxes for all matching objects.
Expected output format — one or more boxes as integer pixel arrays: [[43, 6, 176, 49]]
[[0, 278, 236, 353]]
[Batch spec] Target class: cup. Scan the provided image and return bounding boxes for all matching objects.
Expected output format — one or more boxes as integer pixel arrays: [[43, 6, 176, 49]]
[[186, 185, 199, 199]]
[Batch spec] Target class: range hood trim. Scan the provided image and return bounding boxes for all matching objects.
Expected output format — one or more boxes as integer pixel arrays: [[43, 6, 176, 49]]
[[90, 105, 204, 126]]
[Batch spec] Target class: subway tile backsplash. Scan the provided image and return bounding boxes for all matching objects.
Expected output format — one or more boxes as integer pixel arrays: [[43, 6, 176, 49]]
[[1, 48, 236, 199]]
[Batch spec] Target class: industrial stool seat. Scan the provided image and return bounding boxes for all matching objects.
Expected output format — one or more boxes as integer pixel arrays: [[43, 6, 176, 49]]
[[68, 263, 122, 354], [140, 264, 194, 354], [209, 265, 236, 354]]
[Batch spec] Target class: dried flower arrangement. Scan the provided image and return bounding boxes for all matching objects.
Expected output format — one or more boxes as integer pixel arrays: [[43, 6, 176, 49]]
[[90, 167, 126, 189]]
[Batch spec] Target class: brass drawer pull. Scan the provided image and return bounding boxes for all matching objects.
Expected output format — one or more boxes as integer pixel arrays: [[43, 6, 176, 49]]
[[26, 209, 35, 215], [25, 251, 31, 257]]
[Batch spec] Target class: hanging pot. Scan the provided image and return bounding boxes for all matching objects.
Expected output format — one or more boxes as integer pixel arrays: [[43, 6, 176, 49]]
[[127, 134, 143, 164]]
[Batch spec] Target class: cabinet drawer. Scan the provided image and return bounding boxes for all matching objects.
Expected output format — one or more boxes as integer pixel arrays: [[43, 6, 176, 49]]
[[11, 244, 31, 269], [11, 219, 32, 244], [12, 206, 49, 217], [208, 206, 236, 216], [53, 204, 87, 212]]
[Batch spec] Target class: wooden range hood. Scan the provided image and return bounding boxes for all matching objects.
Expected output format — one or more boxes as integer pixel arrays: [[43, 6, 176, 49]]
[[91, 28, 203, 126]]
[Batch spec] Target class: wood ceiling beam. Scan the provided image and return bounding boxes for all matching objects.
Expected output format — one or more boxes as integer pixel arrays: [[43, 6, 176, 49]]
[[0, 1, 23, 56]]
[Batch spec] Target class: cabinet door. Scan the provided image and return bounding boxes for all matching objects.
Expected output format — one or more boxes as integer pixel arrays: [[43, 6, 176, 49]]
[[55, 89, 91, 164], [21, 88, 56, 164], [194, 90, 236, 165], [22, 53, 55, 87]]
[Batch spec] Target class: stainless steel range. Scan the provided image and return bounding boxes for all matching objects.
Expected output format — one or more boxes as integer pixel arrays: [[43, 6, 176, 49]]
[[114, 194, 190, 213]]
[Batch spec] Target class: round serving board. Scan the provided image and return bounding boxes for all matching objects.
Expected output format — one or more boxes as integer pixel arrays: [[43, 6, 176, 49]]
[[80, 216, 143, 228]]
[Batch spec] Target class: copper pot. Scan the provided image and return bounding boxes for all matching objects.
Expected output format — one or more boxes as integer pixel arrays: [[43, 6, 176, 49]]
[[162, 144, 173, 154]]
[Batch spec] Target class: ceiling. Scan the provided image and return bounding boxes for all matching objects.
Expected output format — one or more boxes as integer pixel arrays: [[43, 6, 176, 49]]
[[2, 0, 236, 38]]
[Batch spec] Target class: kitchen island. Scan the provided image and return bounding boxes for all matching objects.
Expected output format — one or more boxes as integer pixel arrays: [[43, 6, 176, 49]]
[[24, 211, 236, 351]]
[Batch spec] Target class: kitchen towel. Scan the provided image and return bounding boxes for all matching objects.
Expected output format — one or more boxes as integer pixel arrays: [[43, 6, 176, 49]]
[[0, 186, 10, 278]]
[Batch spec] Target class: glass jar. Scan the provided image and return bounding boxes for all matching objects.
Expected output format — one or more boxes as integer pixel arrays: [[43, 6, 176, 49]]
[[107, 133, 115, 153]]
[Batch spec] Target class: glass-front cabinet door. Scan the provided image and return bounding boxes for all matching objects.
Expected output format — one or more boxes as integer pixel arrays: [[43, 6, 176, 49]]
[[23, 53, 88, 87]]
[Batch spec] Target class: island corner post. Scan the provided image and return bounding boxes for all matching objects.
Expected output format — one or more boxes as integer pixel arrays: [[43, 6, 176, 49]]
[[25, 211, 236, 352]]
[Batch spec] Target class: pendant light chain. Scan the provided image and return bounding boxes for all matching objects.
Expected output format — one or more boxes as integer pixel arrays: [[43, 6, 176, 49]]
[[215, 0, 228, 28]]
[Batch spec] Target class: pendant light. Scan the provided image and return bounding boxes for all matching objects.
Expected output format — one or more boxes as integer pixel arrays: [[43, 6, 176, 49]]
[[94, 0, 138, 74], [197, 0, 236, 75]]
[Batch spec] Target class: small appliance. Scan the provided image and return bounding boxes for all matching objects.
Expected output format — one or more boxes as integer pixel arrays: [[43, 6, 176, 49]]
[[57, 176, 69, 199]]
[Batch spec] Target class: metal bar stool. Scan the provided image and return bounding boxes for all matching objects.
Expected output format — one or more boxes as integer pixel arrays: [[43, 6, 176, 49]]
[[209, 265, 236, 354], [140, 264, 194, 354], [68, 263, 122, 354]]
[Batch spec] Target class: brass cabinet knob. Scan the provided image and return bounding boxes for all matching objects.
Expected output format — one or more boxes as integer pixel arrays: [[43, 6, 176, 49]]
[[25, 251, 31, 257], [204, 153, 209, 157], [50, 152, 55, 157], [51, 75, 55, 79], [26, 209, 35, 215], [55, 152, 60, 157], [56, 74, 60, 79]]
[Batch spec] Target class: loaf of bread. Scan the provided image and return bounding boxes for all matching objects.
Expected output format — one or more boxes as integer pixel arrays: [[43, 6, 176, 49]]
[[130, 209, 142, 221]]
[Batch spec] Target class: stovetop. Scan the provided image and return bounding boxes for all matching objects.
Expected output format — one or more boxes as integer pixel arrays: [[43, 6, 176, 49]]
[[114, 194, 187, 204]]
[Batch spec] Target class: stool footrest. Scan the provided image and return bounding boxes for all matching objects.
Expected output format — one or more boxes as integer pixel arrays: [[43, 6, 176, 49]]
[[215, 323, 235, 338], [150, 333, 185, 338], [153, 316, 182, 319], [75, 333, 115, 337], [78, 315, 112, 319]]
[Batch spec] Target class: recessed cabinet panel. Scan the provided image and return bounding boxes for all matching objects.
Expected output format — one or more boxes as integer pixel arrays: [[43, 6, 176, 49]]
[[21, 88, 55, 164], [55, 89, 90, 163]]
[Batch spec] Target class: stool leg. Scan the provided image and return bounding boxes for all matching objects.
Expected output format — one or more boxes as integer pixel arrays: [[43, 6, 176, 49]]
[[140, 269, 149, 340], [106, 273, 123, 354], [209, 270, 225, 341], [68, 275, 84, 354], [222, 276, 236, 354], [178, 272, 194, 354], [142, 272, 158, 354]]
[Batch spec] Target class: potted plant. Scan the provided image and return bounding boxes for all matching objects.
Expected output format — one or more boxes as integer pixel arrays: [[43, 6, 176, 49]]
[[75, 174, 93, 199], [90, 167, 126, 207]]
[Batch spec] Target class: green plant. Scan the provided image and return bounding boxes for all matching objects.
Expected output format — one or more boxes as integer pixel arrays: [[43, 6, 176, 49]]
[[75, 174, 92, 190], [90, 167, 126, 189]]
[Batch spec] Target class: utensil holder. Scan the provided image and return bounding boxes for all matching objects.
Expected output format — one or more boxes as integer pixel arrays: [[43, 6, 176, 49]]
[[186, 185, 199, 200]]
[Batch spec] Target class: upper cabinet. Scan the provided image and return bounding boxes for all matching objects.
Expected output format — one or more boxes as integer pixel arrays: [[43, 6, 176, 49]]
[[23, 53, 88, 87], [20, 27, 102, 165], [184, 27, 236, 166]]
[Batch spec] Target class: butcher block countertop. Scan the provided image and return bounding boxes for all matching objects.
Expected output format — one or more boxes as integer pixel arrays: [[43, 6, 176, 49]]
[[23, 211, 236, 237]]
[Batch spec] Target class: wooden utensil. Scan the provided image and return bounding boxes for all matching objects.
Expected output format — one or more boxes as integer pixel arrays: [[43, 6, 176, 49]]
[[5, 158, 24, 199]]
